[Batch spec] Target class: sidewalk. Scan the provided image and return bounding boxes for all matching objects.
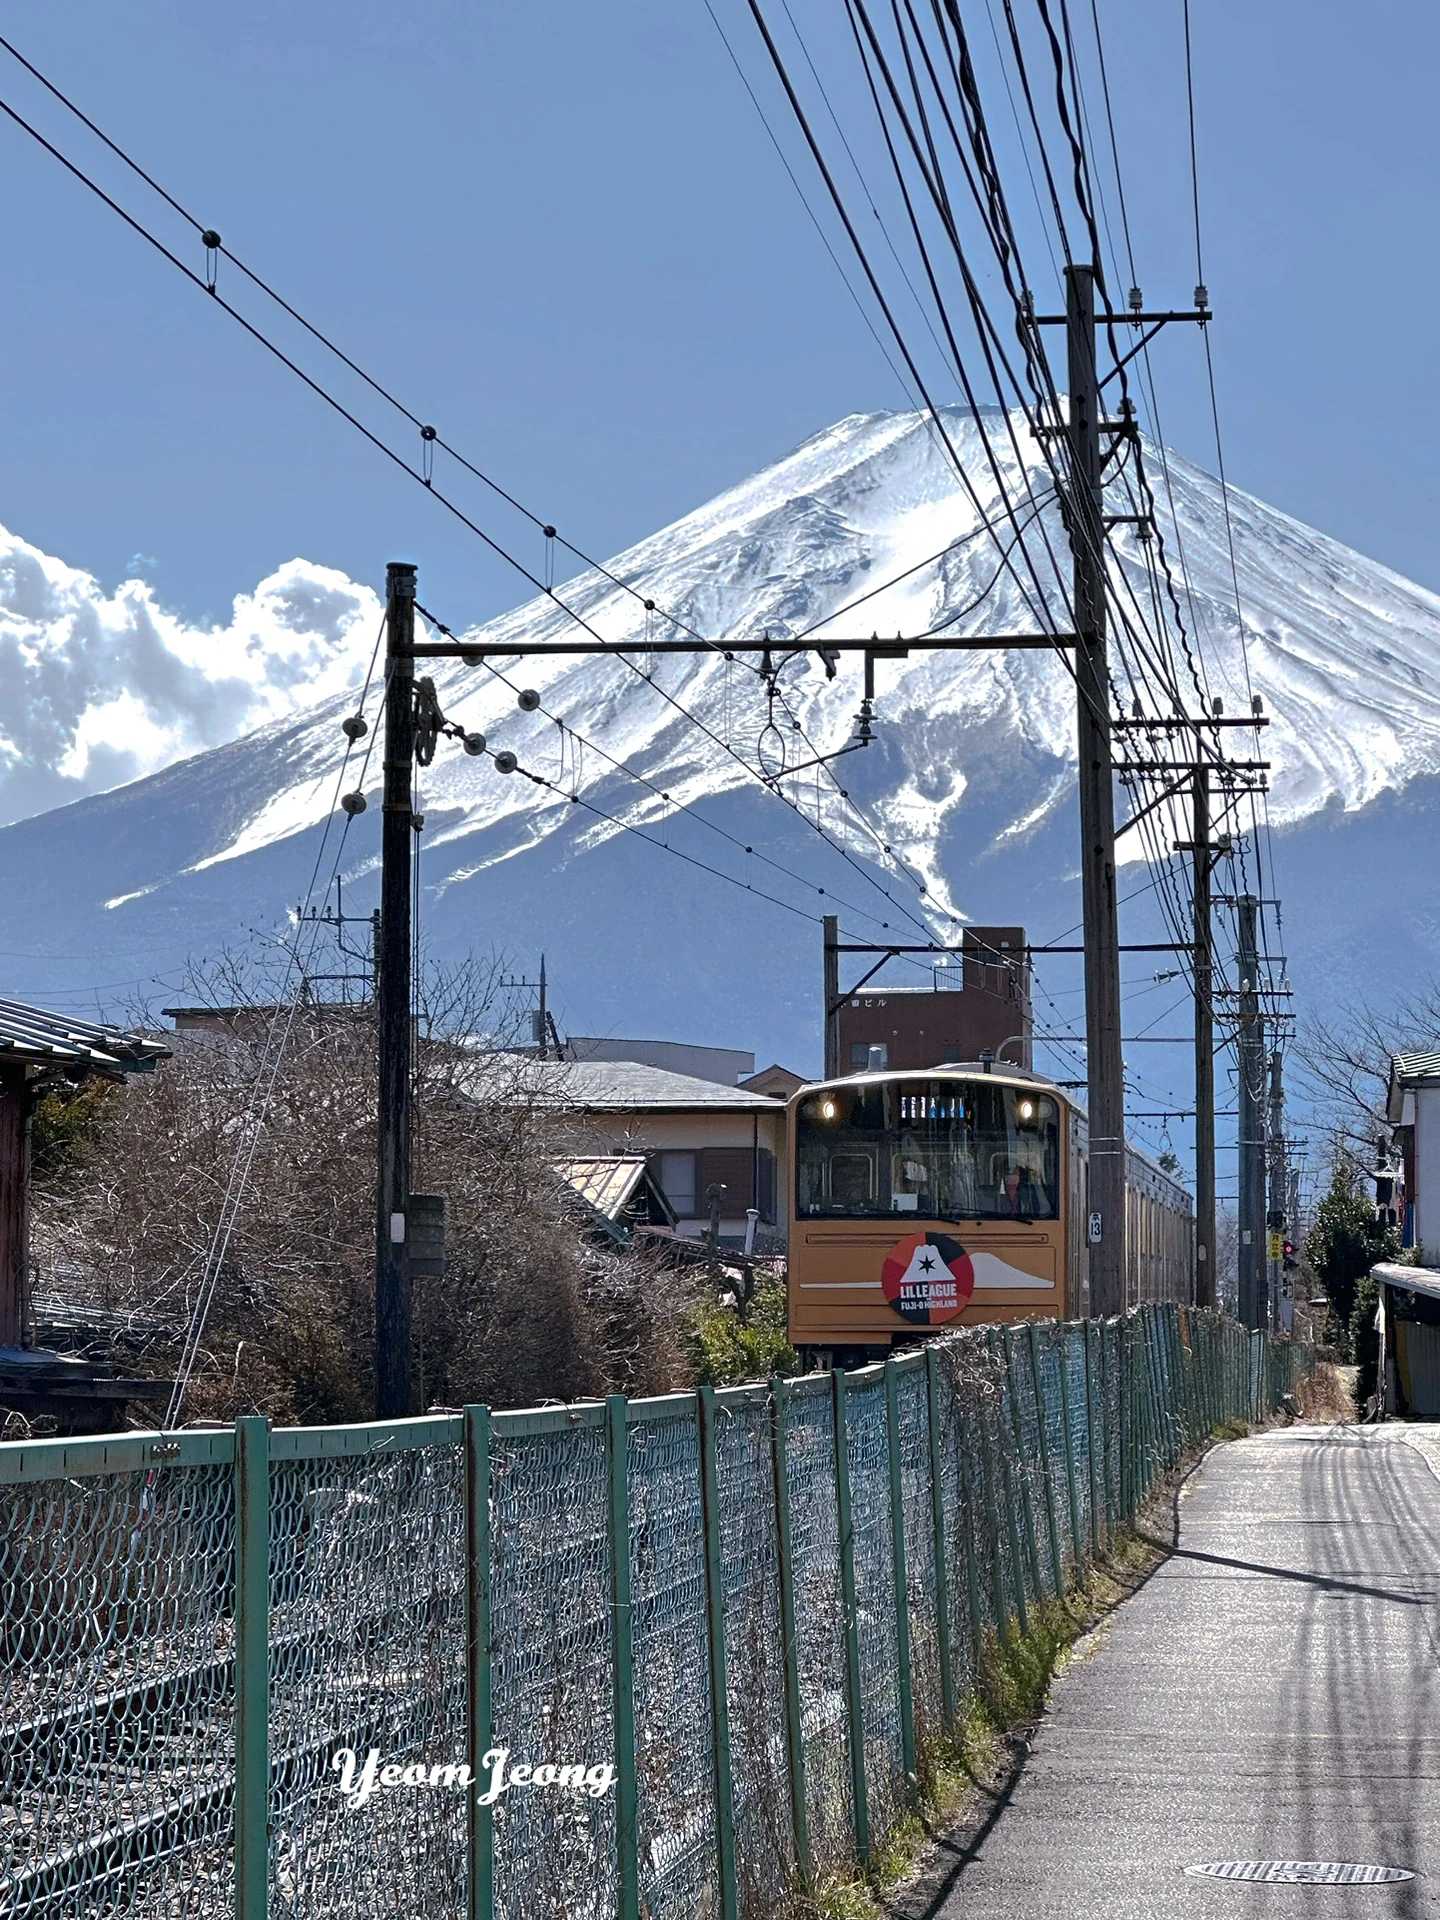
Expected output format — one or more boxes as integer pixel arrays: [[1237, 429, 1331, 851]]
[[897, 1425, 1440, 1916]]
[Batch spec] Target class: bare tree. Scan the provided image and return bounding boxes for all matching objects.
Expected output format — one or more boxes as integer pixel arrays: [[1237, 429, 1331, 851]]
[[1294, 981, 1440, 1174], [30, 950, 696, 1423]]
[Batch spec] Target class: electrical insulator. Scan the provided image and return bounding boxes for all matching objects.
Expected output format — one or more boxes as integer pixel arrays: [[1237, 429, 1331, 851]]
[[517, 689, 541, 712], [493, 750, 518, 775], [1194, 282, 1209, 311], [341, 792, 367, 816], [1251, 694, 1264, 716], [462, 731, 486, 756], [1128, 284, 1143, 313], [1021, 287, 1035, 320], [1211, 696, 1224, 717], [413, 811, 425, 832], [341, 714, 368, 741], [1132, 697, 1143, 720]]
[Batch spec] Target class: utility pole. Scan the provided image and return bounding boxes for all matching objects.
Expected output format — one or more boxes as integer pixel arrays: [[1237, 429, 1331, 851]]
[[1268, 1048, 1287, 1333], [1236, 894, 1266, 1330], [1066, 262, 1126, 1317], [375, 560, 417, 1419], [822, 914, 841, 1079], [1191, 768, 1216, 1308]]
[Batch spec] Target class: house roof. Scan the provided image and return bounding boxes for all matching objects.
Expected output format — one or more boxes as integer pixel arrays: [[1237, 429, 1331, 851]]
[[1386, 1050, 1440, 1122], [1373, 1260, 1440, 1305], [472, 1054, 786, 1114], [0, 999, 170, 1077], [550, 1156, 678, 1227], [739, 1063, 808, 1095]]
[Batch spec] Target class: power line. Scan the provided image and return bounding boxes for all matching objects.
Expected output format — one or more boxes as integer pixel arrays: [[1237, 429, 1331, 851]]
[[0, 68, 985, 955]]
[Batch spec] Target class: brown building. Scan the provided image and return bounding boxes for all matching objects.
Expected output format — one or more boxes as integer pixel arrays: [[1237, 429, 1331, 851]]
[[835, 926, 1032, 1073], [1, 998, 170, 1428]]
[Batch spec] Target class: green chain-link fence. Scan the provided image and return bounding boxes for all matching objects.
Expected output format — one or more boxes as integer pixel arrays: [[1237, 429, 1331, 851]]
[[0, 1305, 1314, 1920]]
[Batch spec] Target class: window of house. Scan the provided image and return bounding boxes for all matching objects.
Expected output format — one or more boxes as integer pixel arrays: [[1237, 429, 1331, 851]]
[[850, 1041, 887, 1069], [657, 1150, 699, 1217]]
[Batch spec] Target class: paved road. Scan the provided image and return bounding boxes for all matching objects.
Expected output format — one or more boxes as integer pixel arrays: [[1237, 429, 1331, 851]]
[[899, 1425, 1440, 1918]]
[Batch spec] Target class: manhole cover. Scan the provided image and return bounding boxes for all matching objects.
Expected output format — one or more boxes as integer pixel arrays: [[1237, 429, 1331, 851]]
[[1186, 1861, 1414, 1886]]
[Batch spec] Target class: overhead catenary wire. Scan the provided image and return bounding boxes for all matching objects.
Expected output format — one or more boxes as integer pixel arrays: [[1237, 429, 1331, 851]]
[[3, 24, 1221, 981], [0, 70, 990, 958], [161, 613, 388, 1426]]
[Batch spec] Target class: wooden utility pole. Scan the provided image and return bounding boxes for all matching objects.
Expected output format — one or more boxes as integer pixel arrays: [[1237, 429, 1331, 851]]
[[822, 914, 841, 1079], [1191, 768, 1216, 1307], [1066, 263, 1126, 1316], [1267, 1047, 1286, 1332], [375, 560, 417, 1418], [1236, 894, 1265, 1330]]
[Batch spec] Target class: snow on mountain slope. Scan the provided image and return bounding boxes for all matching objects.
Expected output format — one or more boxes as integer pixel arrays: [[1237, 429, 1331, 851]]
[[3, 405, 1440, 1066]]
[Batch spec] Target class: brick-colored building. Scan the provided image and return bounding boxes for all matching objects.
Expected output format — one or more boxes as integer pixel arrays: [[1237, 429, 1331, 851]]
[[835, 926, 1031, 1072]]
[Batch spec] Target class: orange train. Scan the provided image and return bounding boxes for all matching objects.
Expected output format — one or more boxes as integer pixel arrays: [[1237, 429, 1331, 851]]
[[785, 1062, 1194, 1355]]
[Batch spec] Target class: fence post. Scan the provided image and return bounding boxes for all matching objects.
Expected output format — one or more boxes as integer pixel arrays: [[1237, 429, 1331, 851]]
[[986, 1329, 1030, 1637], [1166, 1306, 1184, 1462], [1027, 1323, 1066, 1596], [832, 1370, 871, 1864], [1139, 1309, 1159, 1497], [883, 1359, 918, 1787], [955, 1377, 988, 1666], [924, 1347, 958, 1733], [464, 1406, 493, 1920], [697, 1387, 739, 1920], [1056, 1325, 1086, 1579], [1105, 1320, 1113, 1543], [1002, 1327, 1045, 1601], [1120, 1317, 1134, 1520], [235, 1414, 270, 1920], [769, 1378, 811, 1886], [1084, 1322, 1104, 1554], [968, 1343, 1011, 1639], [606, 1395, 640, 1920]]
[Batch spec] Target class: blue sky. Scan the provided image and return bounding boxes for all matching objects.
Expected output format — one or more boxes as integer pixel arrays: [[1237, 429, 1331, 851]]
[[4, 0, 1437, 639]]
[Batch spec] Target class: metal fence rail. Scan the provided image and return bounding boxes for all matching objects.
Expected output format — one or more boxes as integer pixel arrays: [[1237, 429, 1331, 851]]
[[0, 1306, 1314, 1920]]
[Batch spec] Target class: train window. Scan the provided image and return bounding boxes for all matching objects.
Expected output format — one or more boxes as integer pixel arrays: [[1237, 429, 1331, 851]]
[[795, 1080, 1060, 1221]]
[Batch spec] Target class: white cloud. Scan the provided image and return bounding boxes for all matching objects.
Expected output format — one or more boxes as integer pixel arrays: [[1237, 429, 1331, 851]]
[[0, 525, 382, 826]]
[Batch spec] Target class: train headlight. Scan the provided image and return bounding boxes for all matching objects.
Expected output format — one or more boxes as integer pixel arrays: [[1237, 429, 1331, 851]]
[[818, 1098, 839, 1122], [1017, 1098, 1036, 1123]]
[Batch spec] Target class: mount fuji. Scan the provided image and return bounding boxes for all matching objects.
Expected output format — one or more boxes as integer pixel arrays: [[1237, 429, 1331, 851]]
[[4, 406, 1440, 1093]]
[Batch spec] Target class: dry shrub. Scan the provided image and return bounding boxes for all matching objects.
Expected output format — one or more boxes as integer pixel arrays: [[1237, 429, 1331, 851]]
[[1294, 1360, 1356, 1424], [30, 954, 694, 1422]]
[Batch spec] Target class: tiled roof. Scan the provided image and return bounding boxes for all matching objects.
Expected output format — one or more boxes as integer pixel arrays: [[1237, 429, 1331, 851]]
[[0, 999, 169, 1075], [552, 1156, 653, 1220], [470, 1055, 786, 1113], [1392, 1051, 1440, 1083]]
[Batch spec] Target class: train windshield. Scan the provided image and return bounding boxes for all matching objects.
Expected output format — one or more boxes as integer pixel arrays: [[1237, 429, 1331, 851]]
[[795, 1079, 1060, 1222]]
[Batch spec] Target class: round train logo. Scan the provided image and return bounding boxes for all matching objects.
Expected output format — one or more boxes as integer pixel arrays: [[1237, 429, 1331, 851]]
[[880, 1232, 974, 1325]]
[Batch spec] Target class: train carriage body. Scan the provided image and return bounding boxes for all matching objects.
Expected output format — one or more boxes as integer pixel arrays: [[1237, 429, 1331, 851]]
[[786, 1062, 1193, 1351]]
